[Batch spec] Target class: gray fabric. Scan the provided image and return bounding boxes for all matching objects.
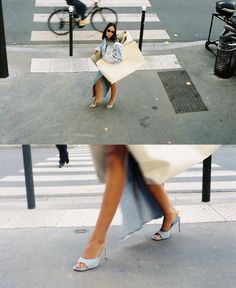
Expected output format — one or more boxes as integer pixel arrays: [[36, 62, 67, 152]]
[[120, 153, 163, 239]]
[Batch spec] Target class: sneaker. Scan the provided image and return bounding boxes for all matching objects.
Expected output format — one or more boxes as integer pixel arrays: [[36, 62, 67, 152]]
[[79, 18, 90, 26]]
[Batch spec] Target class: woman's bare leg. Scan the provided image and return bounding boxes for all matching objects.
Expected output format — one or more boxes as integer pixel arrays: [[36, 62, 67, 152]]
[[107, 83, 117, 106], [147, 183, 178, 234], [76, 145, 127, 269], [92, 78, 101, 105]]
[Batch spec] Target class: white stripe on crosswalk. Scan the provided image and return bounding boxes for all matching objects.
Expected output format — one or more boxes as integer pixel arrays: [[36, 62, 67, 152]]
[[35, 0, 151, 8], [192, 163, 221, 168], [30, 54, 181, 73], [0, 175, 98, 182], [46, 156, 92, 160], [35, 161, 94, 166], [31, 30, 170, 41], [0, 180, 235, 198], [19, 167, 95, 173], [0, 185, 104, 196], [165, 181, 236, 191], [174, 170, 236, 178], [34, 13, 160, 22]]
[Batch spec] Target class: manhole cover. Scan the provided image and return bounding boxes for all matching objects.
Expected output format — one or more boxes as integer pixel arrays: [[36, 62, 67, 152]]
[[74, 229, 88, 234], [158, 70, 208, 114]]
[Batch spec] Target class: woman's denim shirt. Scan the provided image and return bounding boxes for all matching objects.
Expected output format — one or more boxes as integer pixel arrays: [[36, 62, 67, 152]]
[[96, 39, 122, 64]]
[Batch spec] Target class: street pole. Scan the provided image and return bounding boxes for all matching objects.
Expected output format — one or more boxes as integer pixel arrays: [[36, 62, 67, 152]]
[[139, 6, 146, 51], [202, 155, 212, 202], [0, 0, 9, 78], [22, 145, 36, 209], [69, 5, 73, 56]]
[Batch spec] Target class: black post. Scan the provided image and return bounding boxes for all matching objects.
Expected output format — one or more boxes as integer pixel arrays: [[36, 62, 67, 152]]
[[22, 145, 36, 209], [69, 5, 73, 56], [202, 155, 212, 202], [139, 6, 146, 51], [0, 0, 9, 78]]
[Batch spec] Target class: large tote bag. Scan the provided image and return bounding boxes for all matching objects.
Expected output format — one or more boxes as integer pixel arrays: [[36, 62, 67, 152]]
[[96, 41, 145, 84], [91, 31, 145, 84], [127, 145, 220, 185]]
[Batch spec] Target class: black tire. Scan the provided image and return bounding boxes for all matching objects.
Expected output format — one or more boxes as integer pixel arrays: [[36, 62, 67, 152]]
[[48, 8, 75, 35], [91, 7, 118, 32]]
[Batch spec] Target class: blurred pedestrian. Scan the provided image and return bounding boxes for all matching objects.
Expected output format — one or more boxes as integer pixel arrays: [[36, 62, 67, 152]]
[[56, 145, 69, 168]]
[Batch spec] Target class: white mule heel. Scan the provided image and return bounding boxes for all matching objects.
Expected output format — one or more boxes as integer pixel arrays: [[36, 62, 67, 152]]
[[73, 247, 106, 272]]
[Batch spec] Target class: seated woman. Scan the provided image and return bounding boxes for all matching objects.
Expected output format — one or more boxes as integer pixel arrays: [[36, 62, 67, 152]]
[[90, 23, 122, 110]]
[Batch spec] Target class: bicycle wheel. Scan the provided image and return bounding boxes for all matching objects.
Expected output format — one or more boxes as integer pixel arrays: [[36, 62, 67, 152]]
[[48, 8, 75, 35], [91, 8, 118, 32]]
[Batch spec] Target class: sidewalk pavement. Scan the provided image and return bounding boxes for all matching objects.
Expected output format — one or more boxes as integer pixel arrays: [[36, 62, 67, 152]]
[[0, 42, 235, 144], [0, 193, 236, 288]]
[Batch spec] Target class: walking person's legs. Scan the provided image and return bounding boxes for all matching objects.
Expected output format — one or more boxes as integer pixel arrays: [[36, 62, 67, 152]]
[[74, 145, 127, 270]]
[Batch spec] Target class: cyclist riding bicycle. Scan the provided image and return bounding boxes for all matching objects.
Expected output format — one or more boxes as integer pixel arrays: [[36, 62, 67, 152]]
[[66, 0, 90, 26]]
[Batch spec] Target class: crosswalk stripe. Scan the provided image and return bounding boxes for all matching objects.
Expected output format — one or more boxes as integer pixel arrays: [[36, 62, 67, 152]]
[[31, 30, 170, 41], [30, 54, 181, 73], [0, 175, 98, 182], [166, 181, 236, 191], [19, 167, 96, 172], [35, 161, 94, 166], [0, 185, 104, 196], [35, 0, 152, 8], [34, 13, 160, 22], [0, 180, 236, 198], [46, 156, 92, 160]]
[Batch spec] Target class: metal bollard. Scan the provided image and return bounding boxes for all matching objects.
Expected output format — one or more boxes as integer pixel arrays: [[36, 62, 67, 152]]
[[0, 0, 9, 78], [22, 145, 36, 209], [202, 155, 212, 202], [69, 5, 74, 56], [139, 6, 146, 51]]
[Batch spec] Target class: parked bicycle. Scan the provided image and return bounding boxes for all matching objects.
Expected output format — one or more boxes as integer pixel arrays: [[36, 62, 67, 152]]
[[48, 0, 118, 35]]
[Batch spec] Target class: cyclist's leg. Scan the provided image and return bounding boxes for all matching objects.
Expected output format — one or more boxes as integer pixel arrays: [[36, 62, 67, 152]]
[[68, 0, 87, 19]]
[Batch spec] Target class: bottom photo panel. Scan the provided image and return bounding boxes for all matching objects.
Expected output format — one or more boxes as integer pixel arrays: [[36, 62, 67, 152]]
[[0, 144, 235, 288]]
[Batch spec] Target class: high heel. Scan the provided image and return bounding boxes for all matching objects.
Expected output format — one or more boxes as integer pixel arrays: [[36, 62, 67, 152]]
[[105, 103, 114, 110], [152, 215, 181, 241], [73, 247, 106, 272], [89, 102, 98, 108]]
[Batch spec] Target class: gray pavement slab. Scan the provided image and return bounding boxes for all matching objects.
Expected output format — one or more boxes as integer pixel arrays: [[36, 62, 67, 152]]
[[0, 222, 235, 288], [0, 43, 235, 144]]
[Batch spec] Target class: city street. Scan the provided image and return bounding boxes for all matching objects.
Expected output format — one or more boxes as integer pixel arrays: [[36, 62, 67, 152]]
[[0, 0, 235, 143], [0, 145, 236, 288]]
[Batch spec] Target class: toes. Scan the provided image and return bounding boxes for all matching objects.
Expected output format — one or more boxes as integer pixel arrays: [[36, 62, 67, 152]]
[[74, 261, 87, 270]]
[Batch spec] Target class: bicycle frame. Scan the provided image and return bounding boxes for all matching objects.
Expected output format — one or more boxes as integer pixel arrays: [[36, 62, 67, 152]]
[[84, 0, 101, 18]]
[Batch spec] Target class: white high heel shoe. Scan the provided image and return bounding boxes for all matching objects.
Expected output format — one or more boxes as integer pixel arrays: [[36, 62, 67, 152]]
[[73, 247, 107, 272], [152, 215, 181, 241]]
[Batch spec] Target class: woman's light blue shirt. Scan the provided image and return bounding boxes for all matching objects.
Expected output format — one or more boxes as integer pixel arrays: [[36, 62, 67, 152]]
[[96, 39, 122, 64]]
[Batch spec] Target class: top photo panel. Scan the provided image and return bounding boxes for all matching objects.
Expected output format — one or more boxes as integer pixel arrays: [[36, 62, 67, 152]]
[[0, 0, 236, 144]]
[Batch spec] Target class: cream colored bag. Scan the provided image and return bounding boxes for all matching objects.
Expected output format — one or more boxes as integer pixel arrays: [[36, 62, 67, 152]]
[[96, 41, 145, 84], [128, 145, 220, 184], [90, 145, 220, 184], [91, 31, 145, 84]]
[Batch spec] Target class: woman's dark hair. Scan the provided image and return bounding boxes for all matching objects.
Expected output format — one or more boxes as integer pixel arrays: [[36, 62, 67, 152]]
[[102, 23, 117, 42]]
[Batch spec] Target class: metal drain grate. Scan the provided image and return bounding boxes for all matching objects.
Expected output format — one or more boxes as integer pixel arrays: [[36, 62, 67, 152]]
[[158, 70, 208, 113]]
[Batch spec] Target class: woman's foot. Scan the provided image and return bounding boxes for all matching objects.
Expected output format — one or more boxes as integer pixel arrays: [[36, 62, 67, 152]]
[[74, 241, 105, 271], [105, 101, 114, 110], [89, 98, 100, 108], [152, 210, 180, 240]]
